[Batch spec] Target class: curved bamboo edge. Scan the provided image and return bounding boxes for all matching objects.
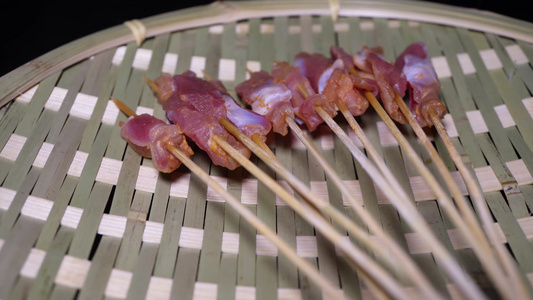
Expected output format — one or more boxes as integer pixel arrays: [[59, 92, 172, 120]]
[[0, 0, 532, 108]]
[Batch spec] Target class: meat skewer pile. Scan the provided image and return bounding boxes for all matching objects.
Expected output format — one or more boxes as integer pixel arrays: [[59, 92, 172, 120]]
[[145, 70, 434, 299], [114, 41, 529, 299]]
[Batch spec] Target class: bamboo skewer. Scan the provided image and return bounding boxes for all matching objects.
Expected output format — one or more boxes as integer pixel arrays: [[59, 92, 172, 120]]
[[293, 84, 488, 297], [359, 90, 518, 300], [166, 143, 348, 300], [311, 105, 488, 300], [110, 98, 346, 300], [434, 106, 530, 298], [222, 117, 447, 300], [213, 135, 413, 300], [393, 94, 530, 300]]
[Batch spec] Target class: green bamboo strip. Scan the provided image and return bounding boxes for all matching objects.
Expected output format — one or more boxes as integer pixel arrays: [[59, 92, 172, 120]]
[[184, 152, 210, 229], [507, 128, 533, 184], [197, 201, 225, 283], [35, 175, 78, 250], [0, 216, 43, 299], [309, 17, 349, 292], [476, 134, 529, 218], [374, 18, 395, 61], [79, 51, 113, 97], [8, 276, 33, 300], [255, 158, 278, 298], [273, 15, 300, 293], [0, 103, 25, 161], [516, 40, 533, 62], [67, 182, 113, 258], [299, 15, 314, 55], [203, 29, 222, 90], [323, 144, 350, 233], [318, 16, 336, 55], [171, 248, 200, 300], [285, 17, 300, 64], [220, 22, 237, 95], [414, 202, 454, 296], [276, 206, 299, 289], [353, 115, 381, 233], [256, 256, 279, 300], [78, 236, 121, 300], [251, 18, 282, 298], [291, 148, 322, 298], [288, 16, 325, 299], [126, 243, 160, 300], [236, 202, 257, 286], [125, 70, 149, 108], [219, 22, 246, 298], [225, 169, 243, 235], [176, 31, 195, 74], [233, 30, 249, 97], [218, 253, 238, 299], [147, 174, 172, 225], [274, 16, 290, 63], [115, 191, 152, 270], [27, 226, 74, 300], [246, 18, 262, 66], [111, 42, 138, 101], [108, 146, 142, 216], [330, 131, 365, 299], [46, 62, 90, 144], [105, 42, 138, 161], [0, 168, 40, 238], [33, 117, 86, 200], [69, 126, 114, 209], [520, 185, 533, 213], [235, 18, 259, 292], [9, 72, 60, 138], [49, 284, 76, 300], [153, 195, 186, 278], [484, 192, 533, 273]]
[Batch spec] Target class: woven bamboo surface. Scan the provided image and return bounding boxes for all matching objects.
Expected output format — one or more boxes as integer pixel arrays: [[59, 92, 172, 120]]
[[0, 1, 532, 299]]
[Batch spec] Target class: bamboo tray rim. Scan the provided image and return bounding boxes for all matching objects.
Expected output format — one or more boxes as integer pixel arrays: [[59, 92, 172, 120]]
[[0, 0, 532, 108]]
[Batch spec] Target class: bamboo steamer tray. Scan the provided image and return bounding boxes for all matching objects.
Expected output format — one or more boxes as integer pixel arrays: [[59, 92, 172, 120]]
[[0, 1, 532, 299]]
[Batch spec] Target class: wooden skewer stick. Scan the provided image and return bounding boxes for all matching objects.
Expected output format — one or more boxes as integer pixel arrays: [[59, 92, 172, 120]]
[[392, 93, 528, 300], [428, 108, 531, 299], [112, 97, 138, 118], [349, 61, 510, 297], [313, 105, 487, 300], [222, 118, 445, 300], [292, 84, 482, 298], [111, 97, 346, 300], [165, 143, 347, 300], [143, 76, 159, 93], [360, 91, 511, 299], [212, 135, 413, 300]]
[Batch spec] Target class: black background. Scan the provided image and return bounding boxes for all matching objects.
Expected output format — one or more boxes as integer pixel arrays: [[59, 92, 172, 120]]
[[0, 0, 530, 77]]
